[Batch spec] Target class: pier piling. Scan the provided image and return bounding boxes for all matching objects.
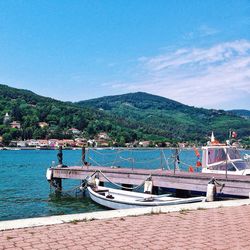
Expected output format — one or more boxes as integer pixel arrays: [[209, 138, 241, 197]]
[[81, 147, 86, 166], [57, 146, 63, 166], [54, 178, 62, 192]]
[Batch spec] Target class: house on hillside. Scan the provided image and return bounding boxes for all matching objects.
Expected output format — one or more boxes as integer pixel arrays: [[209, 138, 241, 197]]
[[9, 141, 17, 147], [48, 139, 59, 148], [68, 128, 81, 135], [63, 139, 76, 147], [37, 140, 49, 148], [178, 142, 187, 148], [17, 141, 27, 147], [38, 122, 49, 128], [87, 139, 97, 147], [26, 139, 40, 147], [125, 142, 133, 147], [139, 141, 150, 147], [97, 132, 110, 140], [96, 139, 110, 147], [57, 139, 76, 148], [75, 138, 88, 147], [10, 121, 21, 129]]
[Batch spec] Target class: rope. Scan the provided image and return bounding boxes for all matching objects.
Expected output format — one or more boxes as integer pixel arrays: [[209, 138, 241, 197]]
[[94, 169, 151, 190], [88, 148, 181, 171], [111, 152, 120, 166], [162, 150, 171, 170], [88, 147, 208, 174], [210, 178, 225, 193], [133, 157, 161, 164], [178, 160, 192, 167], [50, 182, 83, 195], [88, 156, 102, 166], [50, 172, 97, 194], [118, 156, 134, 162]]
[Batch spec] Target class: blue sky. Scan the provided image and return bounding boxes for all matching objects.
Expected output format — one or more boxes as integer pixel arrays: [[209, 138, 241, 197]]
[[0, 0, 250, 109]]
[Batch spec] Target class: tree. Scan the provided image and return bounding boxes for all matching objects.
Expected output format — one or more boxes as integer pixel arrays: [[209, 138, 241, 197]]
[[2, 132, 12, 145], [11, 104, 22, 121]]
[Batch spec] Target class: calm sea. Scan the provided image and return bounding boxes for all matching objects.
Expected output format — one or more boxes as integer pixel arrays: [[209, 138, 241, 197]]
[[0, 148, 249, 221]]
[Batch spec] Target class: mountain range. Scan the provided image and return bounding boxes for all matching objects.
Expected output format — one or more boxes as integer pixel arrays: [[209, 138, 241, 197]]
[[0, 84, 249, 146]]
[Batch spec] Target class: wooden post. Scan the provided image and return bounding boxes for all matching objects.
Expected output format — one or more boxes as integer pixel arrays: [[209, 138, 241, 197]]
[[82, 146, 86, 166], [225, 148, 228, 179], [174, 148, 180, 174], [130, 149, 134, 170], [57, 146, 63, 166], [174, 149, 177, 174], [54, 178, 62, 193], [95, 173, 103, 186], [160, 150, 163, 170]]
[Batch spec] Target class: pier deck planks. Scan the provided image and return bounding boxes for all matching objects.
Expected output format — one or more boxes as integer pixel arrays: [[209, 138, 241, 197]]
[[51, 166, 250, 197]]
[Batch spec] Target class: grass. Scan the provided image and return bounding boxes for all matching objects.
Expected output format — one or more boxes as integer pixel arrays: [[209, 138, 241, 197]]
[[6, 236, 14, 240], [69, 219, 79, 225], [197, 207, 206, 210], [69, 218, 95, 224], [179, 208, 189, 215]]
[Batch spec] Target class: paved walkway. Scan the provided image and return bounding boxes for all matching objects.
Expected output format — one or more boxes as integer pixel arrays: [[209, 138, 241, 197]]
[[1, 205, 250, 250]]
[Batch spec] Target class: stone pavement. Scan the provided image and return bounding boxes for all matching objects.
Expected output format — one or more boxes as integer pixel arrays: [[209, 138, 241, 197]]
[[1, 205, 250, 250]]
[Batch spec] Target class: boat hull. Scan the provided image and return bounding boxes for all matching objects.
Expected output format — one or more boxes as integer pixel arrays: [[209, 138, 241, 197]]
[[87, 187, 204, 210]]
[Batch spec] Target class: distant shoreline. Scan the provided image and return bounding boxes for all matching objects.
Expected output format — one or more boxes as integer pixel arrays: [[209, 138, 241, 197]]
[[0, 146, 249, 151]]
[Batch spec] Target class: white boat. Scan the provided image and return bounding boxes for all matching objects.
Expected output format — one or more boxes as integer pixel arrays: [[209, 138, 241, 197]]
[[243, 154, 250, 161], [87, 186, 205, 210], [201, 134, 250, 175]]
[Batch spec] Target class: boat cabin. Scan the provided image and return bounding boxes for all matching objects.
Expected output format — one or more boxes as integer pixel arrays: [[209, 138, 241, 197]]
[[201, 145, 250, 175]]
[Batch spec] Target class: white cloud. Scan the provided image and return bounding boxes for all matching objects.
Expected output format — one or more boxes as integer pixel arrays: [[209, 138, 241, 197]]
[[198, 25, 219, 37], [183, 25, 219, 40], [108, 40, 250, 109]]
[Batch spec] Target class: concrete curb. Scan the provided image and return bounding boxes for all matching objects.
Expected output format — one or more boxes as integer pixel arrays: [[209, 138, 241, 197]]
[[0, 198, 250, 231]]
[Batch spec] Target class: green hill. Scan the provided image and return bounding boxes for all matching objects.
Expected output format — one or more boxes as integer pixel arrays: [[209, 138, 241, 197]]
[[229, 109, 250, 119], [0, 84, 122, 145], [0, 84, 249, 147], [77, 92, 250, 144]]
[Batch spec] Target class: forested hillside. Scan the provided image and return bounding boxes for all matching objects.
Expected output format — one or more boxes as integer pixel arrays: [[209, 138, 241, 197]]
[[229, 109, 250, 119], [0, 84, 135, 145], [77, 92, 250, 145], [0, 84, 249, 147]]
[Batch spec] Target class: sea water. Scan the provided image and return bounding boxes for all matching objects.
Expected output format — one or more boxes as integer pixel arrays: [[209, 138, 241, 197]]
[[0, 148, 249, 221]]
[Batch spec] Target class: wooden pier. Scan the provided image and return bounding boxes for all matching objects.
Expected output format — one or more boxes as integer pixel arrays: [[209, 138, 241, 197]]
[[51, 165, 250, 197]]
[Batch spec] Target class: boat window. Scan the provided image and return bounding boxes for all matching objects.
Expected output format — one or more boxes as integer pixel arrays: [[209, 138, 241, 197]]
[[226, 163, 237, 171], [209, 162, 236, 171], [233, 161, 250, 171], [208, 148, 226, 164], [227, 148, 241, 160]]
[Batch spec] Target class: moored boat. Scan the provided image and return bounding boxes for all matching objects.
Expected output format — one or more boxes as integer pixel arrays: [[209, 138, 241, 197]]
[[87, 186, 205, 210], [201, 133, 250, 175]]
